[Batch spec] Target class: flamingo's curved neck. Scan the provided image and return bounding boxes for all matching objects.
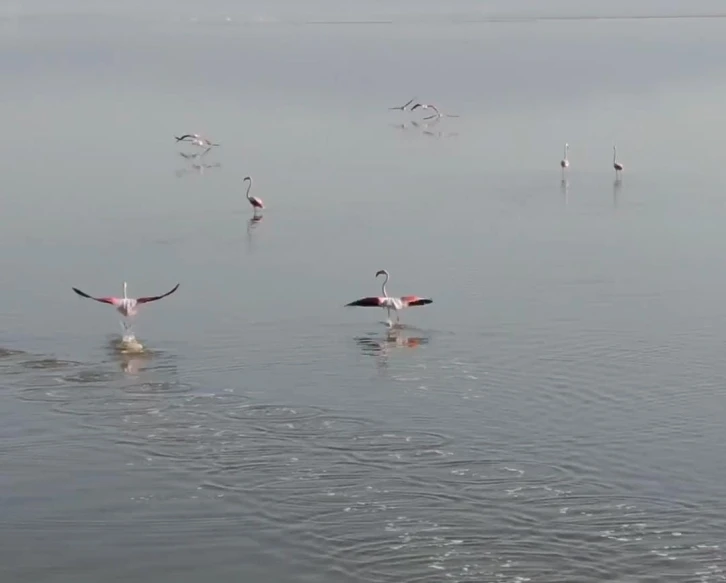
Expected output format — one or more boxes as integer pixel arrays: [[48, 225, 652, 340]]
[[123, 282, 128, 299], [564, 144, 568, 160], [244, 179, 252, 200], [613, 147, 617, 164], [380, 272, 389, 298]]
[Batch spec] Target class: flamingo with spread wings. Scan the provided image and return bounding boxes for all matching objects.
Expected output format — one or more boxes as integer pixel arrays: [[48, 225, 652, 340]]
[[346, 269, 432, 326], [72, 282, 180, 318]]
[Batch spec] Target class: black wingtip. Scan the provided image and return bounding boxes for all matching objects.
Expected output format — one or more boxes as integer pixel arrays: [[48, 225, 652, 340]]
[[410, 298, 433, 306], [72, 287, 91, 299]]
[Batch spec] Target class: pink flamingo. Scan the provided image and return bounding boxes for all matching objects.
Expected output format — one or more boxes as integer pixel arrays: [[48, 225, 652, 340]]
[[244, 176, 264, 215], [613, 145, 624, 176], [560, 143, 569, 171], [72, 282, 180, 318], [346, 269, 432, 326], [175, 134, 220, 148]]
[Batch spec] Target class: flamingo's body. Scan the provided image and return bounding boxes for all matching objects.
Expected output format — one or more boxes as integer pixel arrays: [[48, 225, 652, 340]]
[[244, 176, 264, 214], [72, 282, 180, 318], [560, 143, 569, 169], [175, 134, 219, 148], [411, 102, 458, 120], [613, 146, 624, 175], [175, 133, 201, 142], [346, 269, 432, 326], [389, 97, 417, 111]]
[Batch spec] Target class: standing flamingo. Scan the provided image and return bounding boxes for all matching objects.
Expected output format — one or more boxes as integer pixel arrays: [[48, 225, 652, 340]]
[[244, 176, 264, 215], [613, 145, 624, 176], [346, 269, 432, 326], [560, 143, 569, 171], [72, 282, 180, 318]]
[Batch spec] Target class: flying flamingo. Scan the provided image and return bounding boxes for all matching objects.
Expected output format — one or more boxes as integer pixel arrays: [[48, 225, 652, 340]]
[[389, 97, 417, 111], [613, 145, 624, 176], [175, 134, 202, 142], [411, 102, 459, 120], [560, 143, 569, 173], [72, 282, 180, 318], [175, 134, 220, 148], [243, 176, 264, 215], [411, 103, 441, 120], [346, 269, 432, 326]]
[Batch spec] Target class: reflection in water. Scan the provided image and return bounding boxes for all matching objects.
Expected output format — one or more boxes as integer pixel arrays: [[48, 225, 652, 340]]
[[560, 178, 569, 205], [246, 215, 263, 252], [104, 332, 154, 374], [613, 177, 622, 207], [175, 147, 222, 178], [389, 114, 458, 139], [355, 328, 430, 368]]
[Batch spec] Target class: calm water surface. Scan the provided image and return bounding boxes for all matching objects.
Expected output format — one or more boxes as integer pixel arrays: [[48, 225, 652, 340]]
[[2, 2, 726, 581]]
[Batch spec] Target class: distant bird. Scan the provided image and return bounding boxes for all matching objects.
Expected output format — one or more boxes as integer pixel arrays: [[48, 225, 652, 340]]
[[175, 134, 202, 142], [411, 103, 441, 120], [72, 282, 180, 318], [346, 269, 432, 326], [175, 134, 220, 148], [243, 176, 264, 214], [613, 145, 624, 175], [411, 103, 459, 120], [560, 143, 569, 170], [389, 97, 417, 111]]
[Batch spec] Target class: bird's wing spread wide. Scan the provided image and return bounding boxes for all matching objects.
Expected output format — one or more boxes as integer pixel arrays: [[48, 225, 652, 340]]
[[137, 283, 181, 304], [72, 287, 115, 305], [345, 296, 383, 307], [401, 295, 433, 307]]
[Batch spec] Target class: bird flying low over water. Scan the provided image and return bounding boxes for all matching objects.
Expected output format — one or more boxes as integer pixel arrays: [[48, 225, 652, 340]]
[[175, 134, 220, 147], [389, 97, 417, 111], [346, 269, 432, 326], [72, 282, 180, 318], [411, 103, 459, 120]]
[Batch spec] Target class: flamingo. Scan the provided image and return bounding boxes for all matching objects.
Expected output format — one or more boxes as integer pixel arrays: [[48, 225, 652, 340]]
[[175, 134, 220, 148], [560, 143, 569, 171], [175, 134, 202, 142], [72, 282, 180, 318], [411, 103, 441, 120], [613, 145, 624, 176], [244, 176, 264, 215], [389, 97, 417, 111], [346, 269, 432, 326], [411, 102, 459, 120]]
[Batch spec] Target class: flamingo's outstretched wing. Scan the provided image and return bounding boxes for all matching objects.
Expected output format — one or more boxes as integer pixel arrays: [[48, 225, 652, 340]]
[[137, 283, 180, 304], [346, 297, 384, 307], [401, 296, 433, 307], [72, 287, 117, 305]]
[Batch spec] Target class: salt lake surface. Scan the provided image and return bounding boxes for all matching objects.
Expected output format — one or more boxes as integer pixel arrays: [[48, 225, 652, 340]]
[[2, 1, 726, 581]]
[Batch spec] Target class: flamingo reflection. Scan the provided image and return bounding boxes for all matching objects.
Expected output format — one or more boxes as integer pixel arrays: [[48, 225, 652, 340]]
[[246, 214, 263, 252], [355, 328, 430, 367]]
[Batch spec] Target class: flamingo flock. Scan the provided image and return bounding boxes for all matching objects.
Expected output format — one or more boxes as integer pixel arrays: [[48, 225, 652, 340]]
[[558, 141, 625, 179], [71, 109, 630, 343]]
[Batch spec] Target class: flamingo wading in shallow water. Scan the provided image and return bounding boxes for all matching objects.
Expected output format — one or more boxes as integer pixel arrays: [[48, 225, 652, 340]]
[[244, 176, 264, 215], [613, 145, 624, 176], [560, 143, 569, 172], [346, 269, 432, 327], [72, 282, 180, 318]]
